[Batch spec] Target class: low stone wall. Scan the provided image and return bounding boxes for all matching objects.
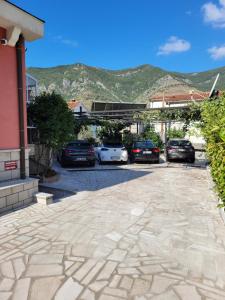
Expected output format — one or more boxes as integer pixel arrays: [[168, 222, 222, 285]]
[[0, 178, 39, 214], [0, 149, 29, 182]]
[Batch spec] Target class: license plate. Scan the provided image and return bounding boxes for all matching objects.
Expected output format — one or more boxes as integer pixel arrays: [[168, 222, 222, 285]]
[[111, 156, 120, 160], [179, 149, 185, 152], [143, 151, 152, 154], [76, 157, 86, 161]]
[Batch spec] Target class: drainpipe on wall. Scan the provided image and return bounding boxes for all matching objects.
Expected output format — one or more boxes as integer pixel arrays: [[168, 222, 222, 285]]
[[16, 34, 26, 179]]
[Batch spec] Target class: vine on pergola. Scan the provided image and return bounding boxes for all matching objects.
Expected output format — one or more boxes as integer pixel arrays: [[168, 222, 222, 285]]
[[134, 103, 202, 129]]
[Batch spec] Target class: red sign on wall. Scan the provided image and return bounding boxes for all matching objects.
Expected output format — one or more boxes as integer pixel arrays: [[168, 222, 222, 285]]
[[5, 161, 17, 171]]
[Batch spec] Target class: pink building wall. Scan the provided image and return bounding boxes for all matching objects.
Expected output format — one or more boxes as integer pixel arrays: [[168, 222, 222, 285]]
[[0, 26, 27, 150]]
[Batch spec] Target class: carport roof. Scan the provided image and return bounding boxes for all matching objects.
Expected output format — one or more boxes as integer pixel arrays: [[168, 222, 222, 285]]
[[91, 101, 147, 112]]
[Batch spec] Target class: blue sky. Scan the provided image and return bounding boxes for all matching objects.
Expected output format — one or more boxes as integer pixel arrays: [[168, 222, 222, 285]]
[[12, 0, 225, 72]]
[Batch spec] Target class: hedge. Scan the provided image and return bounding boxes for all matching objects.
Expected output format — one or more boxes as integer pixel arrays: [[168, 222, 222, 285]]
[[201, 94, 225, 208]]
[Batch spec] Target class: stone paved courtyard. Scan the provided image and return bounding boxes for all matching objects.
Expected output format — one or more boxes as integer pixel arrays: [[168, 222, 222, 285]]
[[0, 163, 225, 300]]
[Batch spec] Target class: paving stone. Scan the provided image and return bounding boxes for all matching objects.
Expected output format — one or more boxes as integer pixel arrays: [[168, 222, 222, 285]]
[[202, 279, 215, 287], [160, 272, 183, 281], [198, 289, 225, 300], [12, 278, 30, 300], [93, 246, 112, 258], [23, 240, 49, 254], [80, 288, 95, 300], [0, 250, 20, 263], [131, 208, 145, 216], [0, 278, 14, 291], [173, 285, 201, 300], [167, 267, 188, 277], [0, 292, 12, 300], [64, 261, 74, 270], [118, 241, 130, 250], [65, 262, 82, 276], [138, 265, 164, 275], [130, 278, 151, 296], [120, 276, 133, 290], [67, 256, 86, 262], [29, 254, 63, 264], [109, 275, 122, 288], [89, 281, 108, 292], [151, 289, 180, 300], [26, 264, 63, 277], [30, 276, 62, 300], [97, 261, 118, 280], [108, 249, 127, 262], [0, 261, 15, 278], [106, 231, 123, 242], [82, 261, 105, 285], [55, 278, 83, 300], [216, 278, 224, 290], [150, 275, 178, 294], [73, 259, 97, 281], [186, 280, 225, 297], [118, 267, 140, 275], [72, 244, 96, 257], [104, 287, 127, 298], [13, 258, 25, 279]]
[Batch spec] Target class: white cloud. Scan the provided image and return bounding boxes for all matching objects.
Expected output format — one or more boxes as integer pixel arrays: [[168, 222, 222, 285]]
[[208, 45, 225, 59], [157, 36, 191, 56], [202, 0, 225, 28], [54, 35, 78, 48]]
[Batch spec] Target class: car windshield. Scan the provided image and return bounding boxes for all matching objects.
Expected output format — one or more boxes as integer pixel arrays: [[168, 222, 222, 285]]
[[67, 142, 91, 149], [135, 141, 155, 148], [169, 140, 192, 147], [103, 143, 123, 148]]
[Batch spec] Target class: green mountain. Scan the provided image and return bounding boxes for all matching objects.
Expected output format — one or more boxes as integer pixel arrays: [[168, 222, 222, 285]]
[[27, 63, 224, 105]]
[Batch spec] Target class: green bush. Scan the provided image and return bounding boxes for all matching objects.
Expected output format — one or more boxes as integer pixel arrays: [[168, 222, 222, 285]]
[[201, 95, 225, 207], [167, 128, 185, 139], [141, 125, 163, 149], [97, 120, 129, 143], [122, 131, 139, 153]]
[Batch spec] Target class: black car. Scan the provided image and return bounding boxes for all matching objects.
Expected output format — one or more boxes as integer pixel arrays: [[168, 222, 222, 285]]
[[166, 139, 195, 163], [58, 141, 95, 167], [131, 140, 160, 163]]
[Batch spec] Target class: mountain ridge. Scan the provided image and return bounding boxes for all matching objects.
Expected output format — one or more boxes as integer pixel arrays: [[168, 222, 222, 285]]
[[27, 63, 225, 105]]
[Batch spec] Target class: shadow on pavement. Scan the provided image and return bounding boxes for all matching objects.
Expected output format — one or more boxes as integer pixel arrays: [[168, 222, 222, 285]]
[[43, 161, 152, 193]]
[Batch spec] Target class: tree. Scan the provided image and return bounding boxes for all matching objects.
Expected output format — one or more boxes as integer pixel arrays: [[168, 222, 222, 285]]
[[28, 92, 75, 174], [141, 125, 163, 149], [167, 128, 185, 139], [97, 120, 129, 143]]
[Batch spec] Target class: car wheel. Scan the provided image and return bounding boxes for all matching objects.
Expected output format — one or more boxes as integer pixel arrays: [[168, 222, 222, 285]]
[[155, 159, 160, 164]]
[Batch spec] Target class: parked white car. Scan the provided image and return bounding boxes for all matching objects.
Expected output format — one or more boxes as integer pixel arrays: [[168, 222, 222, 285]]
[[95, 143, 128, 164]]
